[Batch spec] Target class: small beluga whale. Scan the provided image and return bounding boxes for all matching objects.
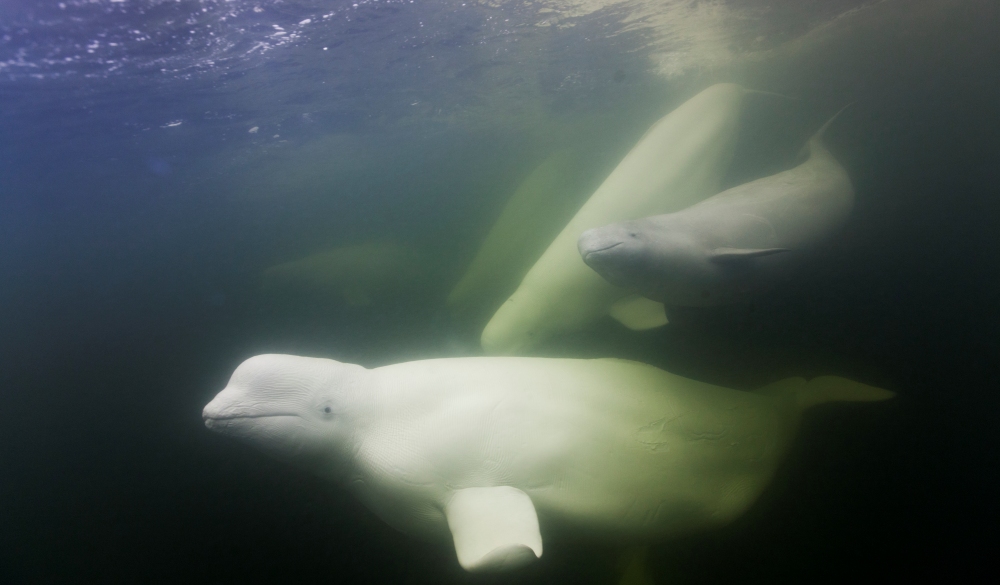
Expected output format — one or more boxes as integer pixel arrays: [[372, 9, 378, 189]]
[[481, 83, 772, 355], [203, 353, 892, 572], [578, 106, 854, 308]]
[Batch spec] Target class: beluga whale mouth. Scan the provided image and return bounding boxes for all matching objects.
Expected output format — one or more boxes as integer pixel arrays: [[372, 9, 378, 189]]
[[203, 409, 300, 420], [201, 397, 301, 430], [577, 227, 627, 264], [203, 411, 300, 428], [581, 241, 622, 259]]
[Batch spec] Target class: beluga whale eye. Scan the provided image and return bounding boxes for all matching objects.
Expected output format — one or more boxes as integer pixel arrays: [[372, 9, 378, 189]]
[[318, 400, 337, 418]]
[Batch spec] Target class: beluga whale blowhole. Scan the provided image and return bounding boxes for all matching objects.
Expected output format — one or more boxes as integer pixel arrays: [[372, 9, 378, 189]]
[[203, 353, 892, 572], [578, 106, 855, 308]]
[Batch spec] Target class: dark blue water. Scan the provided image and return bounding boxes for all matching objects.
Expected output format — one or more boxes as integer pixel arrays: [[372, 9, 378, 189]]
[[2, 1, 999, 583]]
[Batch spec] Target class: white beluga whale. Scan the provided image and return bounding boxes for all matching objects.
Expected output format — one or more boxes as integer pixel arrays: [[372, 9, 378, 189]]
[[203, 353, 892, 572], [481, 83, 772, 355], [578, 106, 854, 308]]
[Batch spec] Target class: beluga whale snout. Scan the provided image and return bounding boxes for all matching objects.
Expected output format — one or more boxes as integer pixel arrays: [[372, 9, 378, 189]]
[[202, 354, 365, 465], [577, 223, 645, 287], [577, 226, 627, 260]]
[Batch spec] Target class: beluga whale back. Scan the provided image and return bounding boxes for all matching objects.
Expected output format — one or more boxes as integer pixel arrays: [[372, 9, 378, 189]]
[[446, 148, 595, 325], [481, 83, 766, 355], [578, 106, 855, 307], [203, 353, 892, 572]]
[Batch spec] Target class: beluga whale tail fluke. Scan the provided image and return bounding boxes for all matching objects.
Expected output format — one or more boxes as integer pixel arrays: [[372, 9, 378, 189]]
[[203, 354, 892, 573], [758, 375, 895, 412], [481, 83, 783, 355], [579, 102, 858, 308]]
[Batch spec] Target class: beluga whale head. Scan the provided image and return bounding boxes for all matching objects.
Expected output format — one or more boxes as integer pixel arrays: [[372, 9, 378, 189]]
[[580, 211, 794, 306], [578, 218, 705, 294], [202, 354, 367, 473], [578, 220, 651, 287]]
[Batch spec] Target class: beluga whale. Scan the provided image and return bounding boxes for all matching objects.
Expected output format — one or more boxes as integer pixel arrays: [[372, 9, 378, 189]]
[[578, 106, 854, 308], [481, 83, 774, 355], [203, 353, 892, 572]]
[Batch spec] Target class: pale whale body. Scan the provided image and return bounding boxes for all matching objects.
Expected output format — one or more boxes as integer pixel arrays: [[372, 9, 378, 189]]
[[203, 354, 892, 572], [481, 84, 756, 355], [447, 149, 594, 325], [578, 108, 854, 307]]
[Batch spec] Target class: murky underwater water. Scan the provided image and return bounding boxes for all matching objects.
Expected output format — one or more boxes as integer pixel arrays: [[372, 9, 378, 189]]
[[1, 1, 998, 583]]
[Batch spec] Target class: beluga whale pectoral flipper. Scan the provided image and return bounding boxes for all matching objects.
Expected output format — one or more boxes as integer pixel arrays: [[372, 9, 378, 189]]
[[481, 83, 774, 355], [579, 105, 856, 308], [446, 486, 543, 571], [203, 353, 893, 573]]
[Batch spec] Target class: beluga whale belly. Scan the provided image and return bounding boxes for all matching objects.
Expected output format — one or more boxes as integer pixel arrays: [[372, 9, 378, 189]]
[[203, 353, 892, 572], [578, 106, 854, 307], [481, 84, 768, 355]]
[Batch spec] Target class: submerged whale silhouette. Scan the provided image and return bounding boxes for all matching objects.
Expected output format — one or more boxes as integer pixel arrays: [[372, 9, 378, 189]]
[[203, 353, 892, 572], [261, 241, 427, 307]]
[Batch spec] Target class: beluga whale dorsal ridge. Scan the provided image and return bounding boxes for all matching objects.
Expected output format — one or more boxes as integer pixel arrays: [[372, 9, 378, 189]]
[[203, 353, 893, 572], [480, 83, 769, 355], [578, 105, 855, 308]]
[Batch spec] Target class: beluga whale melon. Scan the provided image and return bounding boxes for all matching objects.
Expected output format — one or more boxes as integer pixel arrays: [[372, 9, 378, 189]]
[[203, 353, 892, 572], [578, 106, 854, 308], [481, 83, 766, 355]]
